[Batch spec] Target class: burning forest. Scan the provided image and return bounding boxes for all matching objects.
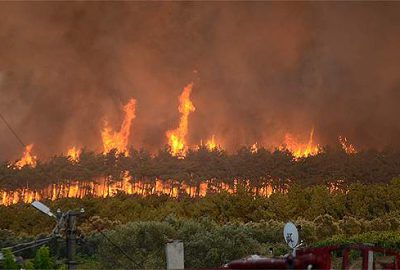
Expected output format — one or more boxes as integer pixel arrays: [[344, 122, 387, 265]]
[[2, 82, 399, 206], [1, 3, 400, 207], [3, 4, 400, 270]]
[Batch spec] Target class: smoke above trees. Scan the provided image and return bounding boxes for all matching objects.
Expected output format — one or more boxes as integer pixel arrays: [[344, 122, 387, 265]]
[[1, 2, 400, 160]]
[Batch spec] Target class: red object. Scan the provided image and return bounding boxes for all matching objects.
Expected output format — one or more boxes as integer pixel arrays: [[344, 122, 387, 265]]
[[223, 244, 400, 269]]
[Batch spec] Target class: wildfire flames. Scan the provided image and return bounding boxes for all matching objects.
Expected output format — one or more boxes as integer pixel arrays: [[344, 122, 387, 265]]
[[15, 144, 37, 169], [8, 83, 355, 164], [1, 82, 361, 206], [0, 176, 272, 206], [101, 99, 136, 156], [339, 136, 357, 154], [166, 83, 195, 157], [250, 143, 258, 154], [67, 146, 81, 162], [205, 135, 218, 151], [282, 128, 320, 158]]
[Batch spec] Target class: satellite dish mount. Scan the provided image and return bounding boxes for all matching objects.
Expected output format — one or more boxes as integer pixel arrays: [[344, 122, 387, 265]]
[[283, 222, 301, 256]]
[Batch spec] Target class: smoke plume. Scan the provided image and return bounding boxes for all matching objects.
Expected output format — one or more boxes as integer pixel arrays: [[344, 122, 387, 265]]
[[1, 2, 400, 160]]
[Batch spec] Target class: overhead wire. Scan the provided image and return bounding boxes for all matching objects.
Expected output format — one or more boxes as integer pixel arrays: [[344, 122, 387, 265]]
[[12, 238, 55, 254], [87, 218, 141, 269], [2, 210, 63, 255], [1, 109, 139, 267], [5, 236, 55, 250], [4, 236, 57, 255], [0, 111, 26, 148]]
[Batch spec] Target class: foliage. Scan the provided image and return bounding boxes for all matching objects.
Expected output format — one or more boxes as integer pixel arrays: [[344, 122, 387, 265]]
[[77, 214, 400, 269], [23, 260, 34, 270], [314, 214, 339, 239], [1, 248, 18, 269], [0, 146, 399, 269], [79, 215, 121, 235], [33, 246, 53, 270], [96, 221, 175, 269], [315, 231, 400, 250], [2, 147, 400, 194], [0, 230, 17, 249], [2, 183, 400, 237], [339, 216, 363, 236], [94, 219, 262, 269]]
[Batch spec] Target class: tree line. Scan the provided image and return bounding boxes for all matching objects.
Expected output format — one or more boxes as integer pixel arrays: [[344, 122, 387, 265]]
[[2, 145, 400, 268], [1, 145, 400, 195]]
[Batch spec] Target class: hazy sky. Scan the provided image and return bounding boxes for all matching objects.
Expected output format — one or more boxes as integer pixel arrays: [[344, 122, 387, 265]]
[[1, 2, 400, 160]]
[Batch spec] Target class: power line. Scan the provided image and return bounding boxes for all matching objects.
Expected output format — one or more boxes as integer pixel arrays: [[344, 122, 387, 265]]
[[88, 219, 140, 269], [2, 236, 57, 255], [0, 111, 25, 148], [6, 236, 55, 251], [12, 237, 56, 254]]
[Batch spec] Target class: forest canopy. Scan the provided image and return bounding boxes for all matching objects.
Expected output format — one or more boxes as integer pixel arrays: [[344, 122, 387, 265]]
[[1, 145, 400, 193]]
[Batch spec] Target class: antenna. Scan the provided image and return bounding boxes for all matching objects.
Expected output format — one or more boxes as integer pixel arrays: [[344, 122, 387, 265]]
[[283, 222, 299, 255]]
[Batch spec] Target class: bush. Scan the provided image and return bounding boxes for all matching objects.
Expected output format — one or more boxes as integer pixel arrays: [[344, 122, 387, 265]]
[[33, 246, 53, 269], [315, 231, 400, 249], [1, 248, 18, 269], [339, 216, 362, 236], [314, 214, 339, 239], [97, 221, 175, 269]]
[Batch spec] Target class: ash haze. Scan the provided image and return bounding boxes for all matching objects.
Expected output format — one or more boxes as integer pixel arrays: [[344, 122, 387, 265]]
[[1, 2, 400, 161]]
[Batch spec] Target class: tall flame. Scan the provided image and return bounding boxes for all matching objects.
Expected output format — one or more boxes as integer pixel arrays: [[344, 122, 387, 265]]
[[101, 99, 136, 156], [339, 136, 357, 154], [205, 135, 217, 151], [166, 83, 195, 157], [283, 128, 320, 158], [67, 146, 81, 162], [15, 144, 37, 169]]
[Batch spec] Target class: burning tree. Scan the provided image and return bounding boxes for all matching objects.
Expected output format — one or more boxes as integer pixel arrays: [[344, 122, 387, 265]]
[[166, 83, 195, 158]]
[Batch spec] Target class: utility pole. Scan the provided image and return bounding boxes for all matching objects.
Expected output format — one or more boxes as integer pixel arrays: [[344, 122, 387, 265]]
[[31, 201, 85, 270], [65, 210, 83, 270]]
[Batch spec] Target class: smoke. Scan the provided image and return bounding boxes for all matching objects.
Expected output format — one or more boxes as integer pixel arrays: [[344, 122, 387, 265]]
[[1, 2, 400, 160]]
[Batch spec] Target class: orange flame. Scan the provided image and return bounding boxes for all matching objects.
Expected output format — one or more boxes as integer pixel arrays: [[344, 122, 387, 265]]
[[0, 175, 273, 206], [339, 136, 357, 154], [205, 135, 217, 151], [250, 143, 258, 154], [67, 146, 81, 162], [166, 83, 195, 157], [15, 144, 37, 169], [283, 128, 320, 158], [101, 99, 136, 156]]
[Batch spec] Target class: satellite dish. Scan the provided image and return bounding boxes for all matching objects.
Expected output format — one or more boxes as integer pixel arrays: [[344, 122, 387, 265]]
[[283, 222, 299, 249], [32, 200, 55, 218]]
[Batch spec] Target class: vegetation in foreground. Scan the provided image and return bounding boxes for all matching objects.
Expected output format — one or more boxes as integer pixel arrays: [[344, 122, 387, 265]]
[[1, 180, 400, 268]]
